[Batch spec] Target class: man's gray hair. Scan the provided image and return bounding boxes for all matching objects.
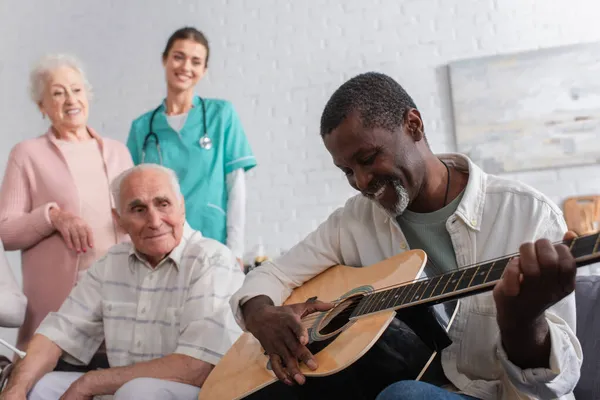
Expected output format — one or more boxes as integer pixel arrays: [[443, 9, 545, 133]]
[[111, 164, 183, 214], [29, 54, 93, 104]]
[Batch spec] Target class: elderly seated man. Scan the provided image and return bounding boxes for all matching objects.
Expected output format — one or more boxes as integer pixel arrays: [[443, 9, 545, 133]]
[[0, 164, 245, 400]]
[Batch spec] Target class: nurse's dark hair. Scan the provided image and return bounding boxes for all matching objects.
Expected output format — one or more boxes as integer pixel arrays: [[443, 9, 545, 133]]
[[162, 27, 210, 67], [320, 72, 425, 143]]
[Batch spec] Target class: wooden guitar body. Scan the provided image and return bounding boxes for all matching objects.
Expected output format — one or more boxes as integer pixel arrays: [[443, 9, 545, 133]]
[[199, 250, 428, 400], [199, 231, 600, 400]]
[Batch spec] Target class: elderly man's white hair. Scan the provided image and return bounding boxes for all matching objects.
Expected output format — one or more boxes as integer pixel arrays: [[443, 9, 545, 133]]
[[29, 54, 93, 105], [111, 164, 183, 214]]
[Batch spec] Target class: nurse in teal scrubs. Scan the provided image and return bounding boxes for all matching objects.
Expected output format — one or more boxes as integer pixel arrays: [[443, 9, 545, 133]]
[[126, 27, 256, 265]]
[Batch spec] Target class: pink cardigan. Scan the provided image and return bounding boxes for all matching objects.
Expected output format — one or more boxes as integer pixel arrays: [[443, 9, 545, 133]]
[[0, 127, 133, 350]]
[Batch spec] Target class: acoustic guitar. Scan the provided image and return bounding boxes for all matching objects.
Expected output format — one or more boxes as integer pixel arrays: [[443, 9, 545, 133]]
[[199, 232, 600, 400]]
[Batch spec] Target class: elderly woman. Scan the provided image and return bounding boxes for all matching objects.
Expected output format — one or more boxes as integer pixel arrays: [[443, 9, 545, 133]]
[[0, 54, 133, 352]]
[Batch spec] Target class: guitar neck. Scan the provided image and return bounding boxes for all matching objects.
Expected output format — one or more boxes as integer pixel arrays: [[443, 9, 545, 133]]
[[350, 232, 600, 319]]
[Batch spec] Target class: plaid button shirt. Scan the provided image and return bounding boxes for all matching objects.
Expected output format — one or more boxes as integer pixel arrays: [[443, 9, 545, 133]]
[[37, 224, 244, 367]]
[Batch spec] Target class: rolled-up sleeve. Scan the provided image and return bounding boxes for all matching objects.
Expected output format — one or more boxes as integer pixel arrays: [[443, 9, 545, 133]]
[[35, 262, 105, 364], [497, 207, 582, 397], [175, 245, 246, 366], [229, 207, 345, 330], [497, 294, 582, 398]]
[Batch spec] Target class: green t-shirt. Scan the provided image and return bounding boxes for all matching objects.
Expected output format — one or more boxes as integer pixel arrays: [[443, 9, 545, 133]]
[[396, 190, 465, 275]]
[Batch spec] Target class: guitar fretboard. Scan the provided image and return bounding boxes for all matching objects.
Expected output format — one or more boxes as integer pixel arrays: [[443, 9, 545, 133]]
[[350, 231, 600, 319]]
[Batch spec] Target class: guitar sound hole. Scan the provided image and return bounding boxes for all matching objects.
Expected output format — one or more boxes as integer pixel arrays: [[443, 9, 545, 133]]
[[317, 295, 364, 335]]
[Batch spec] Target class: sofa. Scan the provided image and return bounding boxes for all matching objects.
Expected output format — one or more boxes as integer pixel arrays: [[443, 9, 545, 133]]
[[574, 274, 600, 399]]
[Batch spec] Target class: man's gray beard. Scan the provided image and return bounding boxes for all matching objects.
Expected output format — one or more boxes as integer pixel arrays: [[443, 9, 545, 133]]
[[392, 181, 410, 216], [367, 181, 410, 218]]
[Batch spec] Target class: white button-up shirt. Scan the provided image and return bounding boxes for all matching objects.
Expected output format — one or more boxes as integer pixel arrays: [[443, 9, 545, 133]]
[[38, 224, 244, 367], [231, 154, 582, 400]]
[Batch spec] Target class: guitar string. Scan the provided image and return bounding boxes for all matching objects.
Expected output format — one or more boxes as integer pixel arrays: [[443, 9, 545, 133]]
[[296, 249, 457, 325], [299, 245, 596, 327], [299, 246, 598, 328], [298, 262, 504, 327], [296, 237, 598, 326]]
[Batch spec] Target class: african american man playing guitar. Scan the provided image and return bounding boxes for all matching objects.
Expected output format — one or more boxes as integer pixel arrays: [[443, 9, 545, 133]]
[[229, 73, 582, 400]]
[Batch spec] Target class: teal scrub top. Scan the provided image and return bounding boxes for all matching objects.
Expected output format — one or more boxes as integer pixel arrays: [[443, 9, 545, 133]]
[[126, 96, 257, 244]]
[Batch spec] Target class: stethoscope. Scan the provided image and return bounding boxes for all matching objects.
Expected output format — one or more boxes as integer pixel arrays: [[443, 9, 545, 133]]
[[141, 96, 212, 164]]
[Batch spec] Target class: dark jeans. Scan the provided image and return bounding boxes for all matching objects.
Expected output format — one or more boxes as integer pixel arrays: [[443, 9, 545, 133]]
[[377, 381, 478, 400]]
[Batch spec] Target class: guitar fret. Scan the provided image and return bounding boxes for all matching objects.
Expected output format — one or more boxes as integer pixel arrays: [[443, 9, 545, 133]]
[[422, 275, 440, 299], [382, 286, 401, 310], [397, 283, 415, 307], [372, 290, 392, 314], [401, 282, 420, 306], [408, 281, 428, 303], [485, 257, 509, 283], [365, 292, 385, 315], [382, 287, 400, 310], [351, 297, 366, 317], [391, 284, 410, 309], [455, 267, 477, 292], [453, 270, 466, 292], [358, 292, 378, 316], [418, 278, 433, 301], [441, 271, 456, 295], [469, 262, 492, 287], [376, 290, 391, 310], [430, 275, 445, 296], [468, 265, 480, 287], [484, 261, 495, 283], [399, 282, 417, 305], [354, 297, 369, 317], [431, 273, 452, 297]]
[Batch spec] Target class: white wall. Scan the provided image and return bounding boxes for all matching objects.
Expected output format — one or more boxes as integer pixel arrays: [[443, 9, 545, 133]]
[[1, 0, 600, 355]]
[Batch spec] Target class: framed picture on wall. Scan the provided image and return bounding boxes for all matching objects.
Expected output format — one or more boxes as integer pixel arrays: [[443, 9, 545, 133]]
[[448, 42, 600, 174]]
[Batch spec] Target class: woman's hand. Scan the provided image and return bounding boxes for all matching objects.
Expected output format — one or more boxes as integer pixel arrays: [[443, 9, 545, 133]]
[[49, 208, 94, 253]]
